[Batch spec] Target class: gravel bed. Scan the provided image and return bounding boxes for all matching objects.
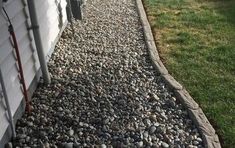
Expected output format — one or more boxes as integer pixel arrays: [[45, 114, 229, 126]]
[[14, 0, 203, 147]]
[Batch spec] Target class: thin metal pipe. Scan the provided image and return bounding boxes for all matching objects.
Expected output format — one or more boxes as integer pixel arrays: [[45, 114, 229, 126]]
[[27, 0, 51, 84], [2, 7, 32, 113], [10, 25, 32, 113], [0, 69, 16, 138]]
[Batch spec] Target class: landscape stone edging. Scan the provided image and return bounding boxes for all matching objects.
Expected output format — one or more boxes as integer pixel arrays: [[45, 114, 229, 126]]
[[135, 0, 222, 147]]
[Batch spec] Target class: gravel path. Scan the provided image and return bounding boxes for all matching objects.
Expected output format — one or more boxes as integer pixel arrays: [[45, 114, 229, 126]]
[[14, 0, 203, 147]]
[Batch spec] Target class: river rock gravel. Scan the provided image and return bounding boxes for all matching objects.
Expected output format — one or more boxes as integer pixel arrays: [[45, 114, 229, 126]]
[[14, 0, 203, 147]]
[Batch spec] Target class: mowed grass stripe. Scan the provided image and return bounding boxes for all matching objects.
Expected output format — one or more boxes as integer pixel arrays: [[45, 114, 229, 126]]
[[143, 0, 235, 147]]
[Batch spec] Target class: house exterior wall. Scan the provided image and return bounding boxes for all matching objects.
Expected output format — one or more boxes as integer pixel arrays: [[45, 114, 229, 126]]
[[0, 0, 67, 146], [35, 0, 68, 58]]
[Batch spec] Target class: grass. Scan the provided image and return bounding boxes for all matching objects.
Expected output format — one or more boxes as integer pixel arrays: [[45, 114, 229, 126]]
[[143, 0, 235, 147]]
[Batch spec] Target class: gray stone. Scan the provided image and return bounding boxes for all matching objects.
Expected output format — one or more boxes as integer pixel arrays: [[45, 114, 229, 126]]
[[143, 118, 151, 127], [152, 93, 160, 101], [64, 143, 73, 148], [27, 122, 33, 127], [149, 125, 157, 135], [18, 134, 27, 139], [69, 129, 74, 136], [5, 143, 13, 148], [161, 142, 169, 148], [101, 144, 107, 148], [48, 127, 54, 133], [196, 137, 203, 142], [137, 141, 144, 147], [143, 131, 149, 138], [44, 142, 50, 148], [25, 136, 30, 142], [193, 140, 199, 145], [58, 107, 63, 112]]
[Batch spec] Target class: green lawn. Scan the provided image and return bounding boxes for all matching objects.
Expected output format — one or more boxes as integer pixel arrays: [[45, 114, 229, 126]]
[[143, 0, 235, 147]]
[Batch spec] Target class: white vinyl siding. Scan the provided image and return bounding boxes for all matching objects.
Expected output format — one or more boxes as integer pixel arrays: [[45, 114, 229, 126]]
[[0, 0, 67, 144], [35, 0, 67, 56]]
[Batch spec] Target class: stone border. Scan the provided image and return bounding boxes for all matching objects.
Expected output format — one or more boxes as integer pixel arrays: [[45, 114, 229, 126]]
[[135, 0, 221, 147]]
